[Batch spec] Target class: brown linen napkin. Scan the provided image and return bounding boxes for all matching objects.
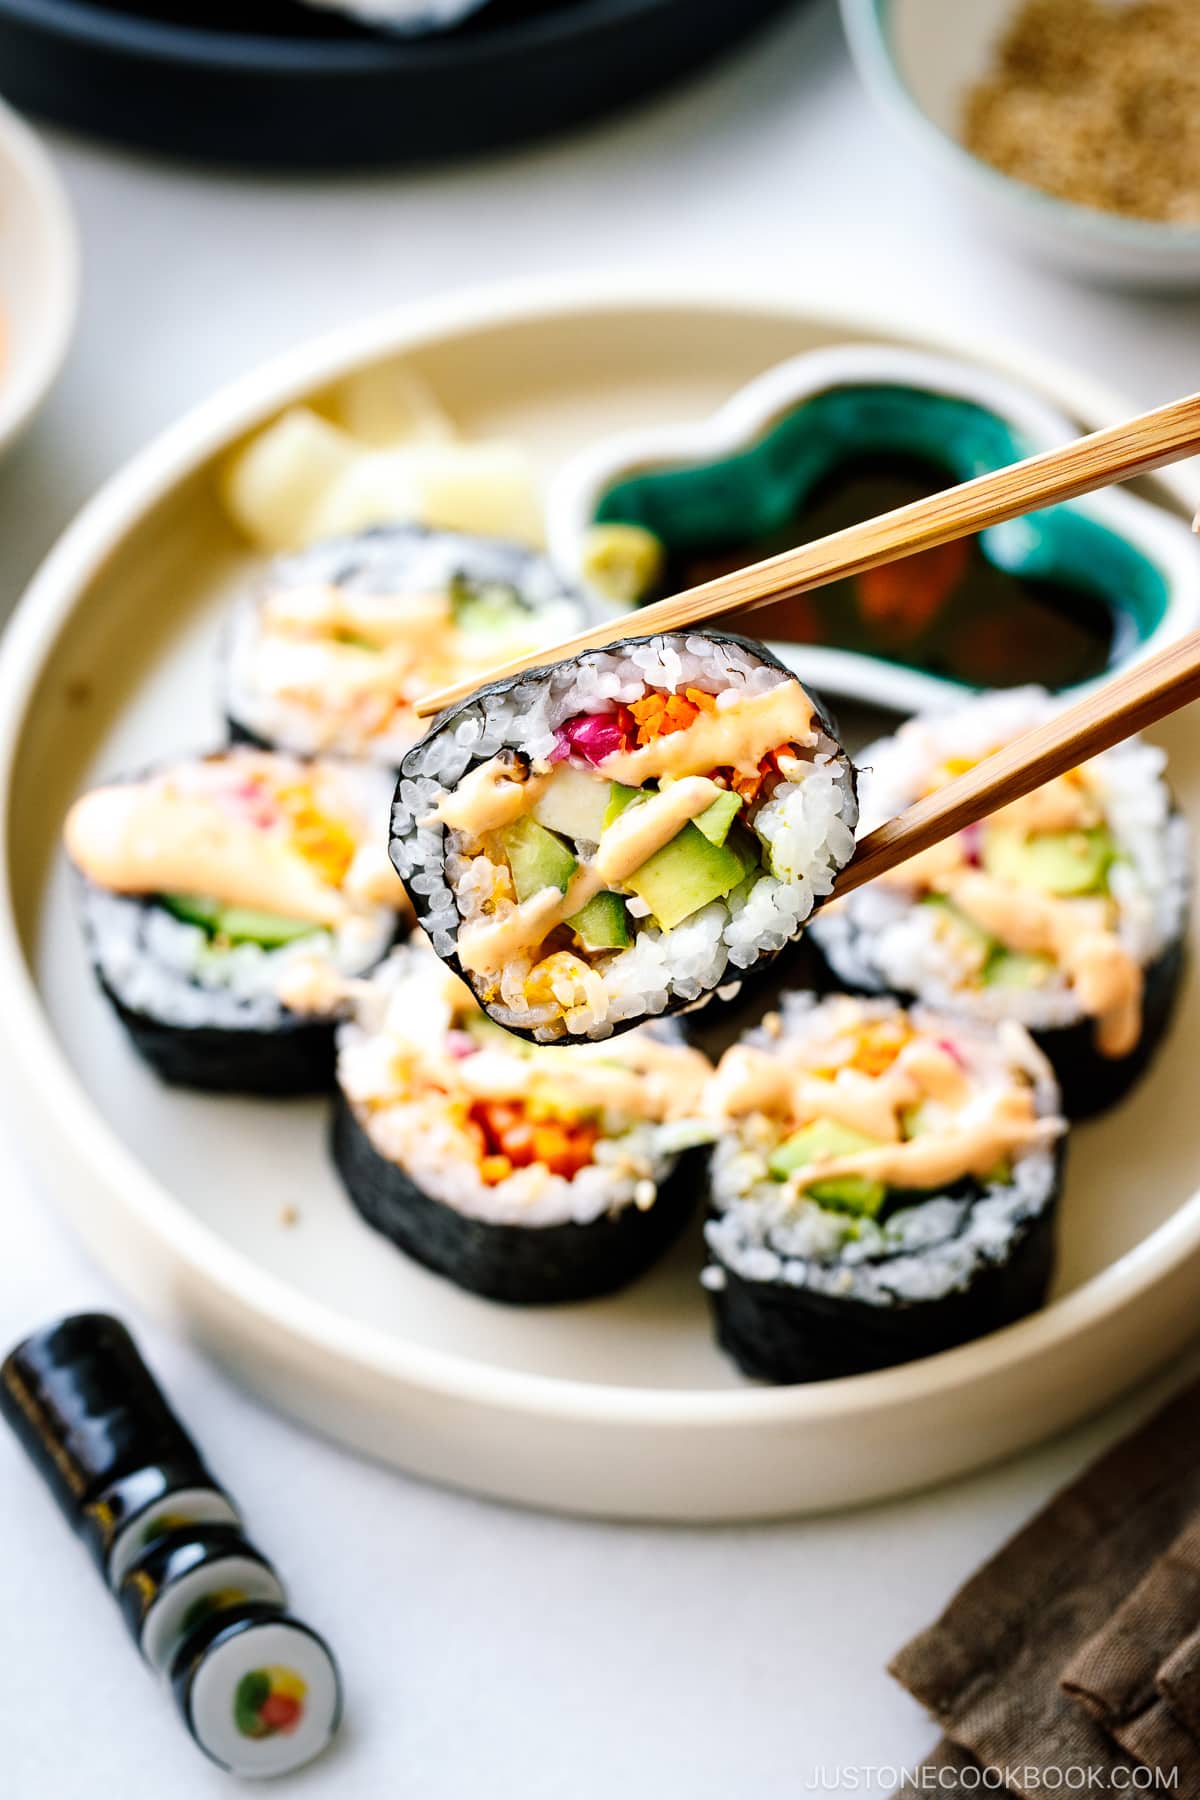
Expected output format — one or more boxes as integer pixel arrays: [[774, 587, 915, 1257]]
[[1158, 1628, 1200, 1734], [894, 1736, 999, 1796], [1059, 1512, 1200, 1784], [888, 1377, 1200, 1799]]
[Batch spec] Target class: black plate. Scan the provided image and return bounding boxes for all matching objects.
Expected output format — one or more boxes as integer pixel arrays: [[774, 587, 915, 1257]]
[[0, 0, 798, 167]]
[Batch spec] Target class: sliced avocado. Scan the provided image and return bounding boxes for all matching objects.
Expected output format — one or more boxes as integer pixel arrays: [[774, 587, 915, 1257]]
[[900, 1102, 930, 1139], [768, 1117, 887, 1217], [216, 906, 320, 947], [982, 825, 1114, 896], [330, 629, 380, 652], [693, 788, 743, 847], [526, 1083, 598, 1124], [808, 1174, 888, 1216], [160, 893, 317, 948], [603, 782, 647, 830], [532, 766, 610, 844], [161, 892, 223, 932], [499, 816, 578, 903], [566, 890, 630, 951], [465, 1011, 523, 1050], [985, 949, 1055, 989], [625, 824, 745, 931], [726, 821, 763, 882], [768, 1116, 884, 1175]]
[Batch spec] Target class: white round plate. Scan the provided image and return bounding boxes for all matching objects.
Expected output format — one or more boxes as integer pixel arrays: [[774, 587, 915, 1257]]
[[4, 279, 1200, 1521]]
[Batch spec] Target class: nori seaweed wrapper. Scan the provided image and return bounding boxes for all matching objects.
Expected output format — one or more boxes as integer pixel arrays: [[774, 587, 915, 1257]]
[[709, 1147, 1065, 1385], [99, 970, 341, 1096], [331, 1091, 706, 1305], [389, 631, 857, 1045]]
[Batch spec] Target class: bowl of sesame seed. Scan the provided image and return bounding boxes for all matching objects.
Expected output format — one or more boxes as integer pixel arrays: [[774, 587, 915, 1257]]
[[841, 0, 1200, 288]]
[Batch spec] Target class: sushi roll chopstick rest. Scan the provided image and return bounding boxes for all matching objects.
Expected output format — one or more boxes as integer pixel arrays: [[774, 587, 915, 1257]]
[[1, 1314, 342, 1778], [390, 631, 858, 1042]]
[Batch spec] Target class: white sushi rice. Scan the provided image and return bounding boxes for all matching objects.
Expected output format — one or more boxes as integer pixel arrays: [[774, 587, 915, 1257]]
[[390, 634, 858, 1041], [336, 946, 711, 1228], [224, 525, 583, 766], [811, 687, 1191, 1033], [80, 760, 400, 1031], [703, 993, 1063, 1308]]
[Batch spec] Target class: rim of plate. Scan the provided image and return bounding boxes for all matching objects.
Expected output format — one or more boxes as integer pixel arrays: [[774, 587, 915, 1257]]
[[0, 97, 78, 452], [839, 0, 1200, 260], [4, 271, 1200, 1428]]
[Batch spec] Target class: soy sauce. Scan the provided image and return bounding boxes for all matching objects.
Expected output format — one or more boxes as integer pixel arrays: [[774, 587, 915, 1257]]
[[676, 454, 1116, 690]]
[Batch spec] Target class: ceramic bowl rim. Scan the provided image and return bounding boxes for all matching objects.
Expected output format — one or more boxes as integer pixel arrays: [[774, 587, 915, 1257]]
[[546, 339, 1200, 715], [0, 96, 79, 453], [839, 0, 1200, 258]]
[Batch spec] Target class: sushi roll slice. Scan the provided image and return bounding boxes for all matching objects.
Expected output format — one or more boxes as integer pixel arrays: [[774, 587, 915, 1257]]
[[331, 943, 715, 1303], [809, 689, 1190, 1118], [224, 525, 585, 768], [702, 992, 1068, 1384], [64, 747, 409, 1094], [389, 631, 858, 1044]]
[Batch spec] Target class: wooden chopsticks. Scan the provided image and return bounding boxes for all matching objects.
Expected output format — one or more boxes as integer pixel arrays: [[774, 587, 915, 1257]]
[[415, 390, 1200, 718], [836, 624, 1200, 896]]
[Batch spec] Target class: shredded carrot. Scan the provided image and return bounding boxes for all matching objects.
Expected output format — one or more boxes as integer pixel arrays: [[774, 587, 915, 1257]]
[[629, 688, 702, 744], [624, 685, 719, 746], [275, 783, 357, 886], [848, 1023, 912, 1077], [530, 1122, 597, 1178], [721, 742, 803, 806], [727, 751, 779, 805], [473, 1100, 598, 1181]]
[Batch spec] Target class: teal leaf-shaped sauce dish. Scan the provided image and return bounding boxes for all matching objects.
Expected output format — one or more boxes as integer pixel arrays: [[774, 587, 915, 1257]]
[[548, 346, 1200, 712]]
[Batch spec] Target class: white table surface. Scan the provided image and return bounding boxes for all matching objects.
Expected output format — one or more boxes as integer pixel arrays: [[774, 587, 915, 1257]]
[[3, 5, 1200, 1795]]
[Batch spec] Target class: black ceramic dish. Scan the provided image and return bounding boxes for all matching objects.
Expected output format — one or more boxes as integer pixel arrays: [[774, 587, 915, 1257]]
[[0, 0, 799, 167]]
